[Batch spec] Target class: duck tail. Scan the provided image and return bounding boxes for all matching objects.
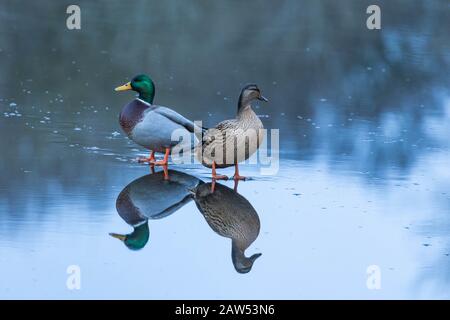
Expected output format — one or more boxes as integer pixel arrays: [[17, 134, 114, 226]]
[[190, 126, 207, 151], [192, 122, 208, 140]]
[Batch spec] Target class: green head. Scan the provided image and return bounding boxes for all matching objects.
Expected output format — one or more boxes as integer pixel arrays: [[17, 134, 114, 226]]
[[109, 222, 150, 251], [115, 74, 155, 104]]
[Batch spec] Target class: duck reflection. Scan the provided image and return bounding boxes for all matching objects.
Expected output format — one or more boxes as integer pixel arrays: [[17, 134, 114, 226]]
[[191, 182, 262, 273], [110, 170, 201, 250]]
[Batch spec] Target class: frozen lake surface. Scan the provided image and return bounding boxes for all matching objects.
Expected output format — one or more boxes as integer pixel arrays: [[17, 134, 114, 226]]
[[0, 0, 449, 299]]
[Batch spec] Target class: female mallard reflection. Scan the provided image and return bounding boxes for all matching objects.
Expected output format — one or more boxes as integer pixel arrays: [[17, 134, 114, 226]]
[[192, 182, 262, 273], [110, 170, 201, 250]]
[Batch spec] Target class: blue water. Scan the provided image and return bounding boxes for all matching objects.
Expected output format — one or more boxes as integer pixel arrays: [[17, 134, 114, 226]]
[[1, 0, 450, 299]]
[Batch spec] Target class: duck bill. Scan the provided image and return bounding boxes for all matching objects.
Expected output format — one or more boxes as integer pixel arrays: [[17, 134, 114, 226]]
[[109, 233, 126, 241], [258, 95, 269, 102], [114, 82, 132, 92]]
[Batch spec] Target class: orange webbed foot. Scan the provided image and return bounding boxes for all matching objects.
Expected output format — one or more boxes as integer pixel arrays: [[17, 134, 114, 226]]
[[137, 157, 154, 163], [152, 160, 168, 166], [212, 174, 229, 181], [232, 174, 246, 181], [138, 151, 155, 164]]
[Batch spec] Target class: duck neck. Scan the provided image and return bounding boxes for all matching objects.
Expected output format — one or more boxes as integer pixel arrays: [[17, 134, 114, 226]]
[[237, 97, 250, 113], [125, 222, 150, 250], [138, 91, 154, 104], [231, 241, 247, 266], [237, 104, 256, 120], [231, 241, 260, 273]]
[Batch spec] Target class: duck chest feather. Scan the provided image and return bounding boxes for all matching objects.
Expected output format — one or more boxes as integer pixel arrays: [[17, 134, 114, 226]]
[[119, 99, 150, 136]]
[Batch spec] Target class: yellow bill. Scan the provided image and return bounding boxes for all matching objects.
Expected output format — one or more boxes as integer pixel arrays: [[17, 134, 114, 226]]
[[114, 82, 132, 92], [109, 233, 126, 241]]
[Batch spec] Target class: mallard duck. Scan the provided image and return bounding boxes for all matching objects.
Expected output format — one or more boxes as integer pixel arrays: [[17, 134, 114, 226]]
[[191, 182, 262, 273], [195, 84, 268, 182], [115, 74, 203, 178], [110, 170, 202, 250]]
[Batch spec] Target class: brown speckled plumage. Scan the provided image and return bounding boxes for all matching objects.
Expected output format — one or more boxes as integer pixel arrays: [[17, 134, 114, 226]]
[[196, 84, 267, 169], [192, 182, 261, 273], [197, 106, 264, 168]]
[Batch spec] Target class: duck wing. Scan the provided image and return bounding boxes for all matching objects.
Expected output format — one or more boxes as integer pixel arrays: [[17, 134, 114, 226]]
[[153, 106, 205, 139], [201, 119, 238, 148], [150, 194, 193, 220]]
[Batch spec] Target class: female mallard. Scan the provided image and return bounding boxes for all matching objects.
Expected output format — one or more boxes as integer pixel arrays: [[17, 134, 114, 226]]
[[115, 74, 203, 178], [191, 182, 262, 273], [110, 170, 202, 250], [195, 84, 268, 181]]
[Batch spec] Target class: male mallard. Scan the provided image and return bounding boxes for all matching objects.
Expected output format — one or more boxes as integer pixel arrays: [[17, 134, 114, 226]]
[[110, 170, 202, 250], [195, 84, 268, 182], [191, 182, 262, 273], [115, 74, 203, 178]]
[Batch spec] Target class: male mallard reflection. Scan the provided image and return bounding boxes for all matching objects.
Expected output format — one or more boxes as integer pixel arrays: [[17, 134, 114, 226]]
[[110, 170, 201, 250], [191, 182, 262, 273]]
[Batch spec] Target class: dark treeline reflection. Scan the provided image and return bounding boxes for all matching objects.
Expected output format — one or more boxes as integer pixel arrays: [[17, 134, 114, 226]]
[[0, 0, 449, 215]]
